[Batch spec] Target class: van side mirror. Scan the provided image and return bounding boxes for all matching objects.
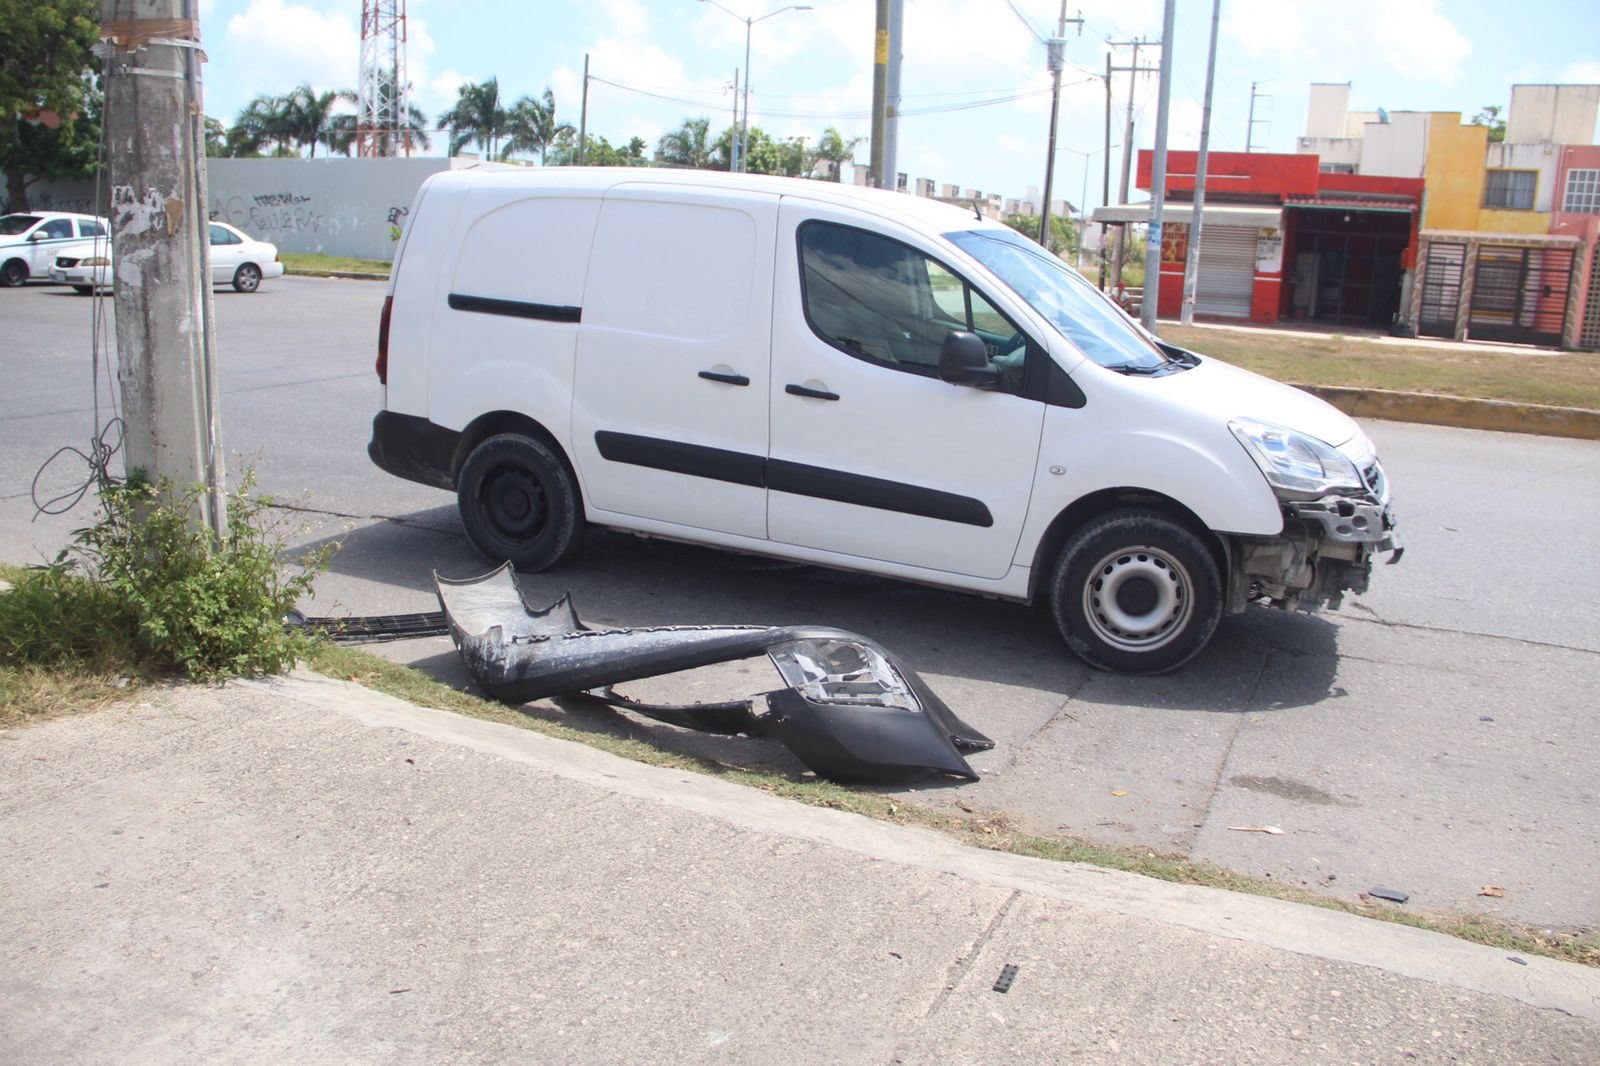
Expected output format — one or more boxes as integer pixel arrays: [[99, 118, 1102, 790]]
[[938, 331, 1000, 387]]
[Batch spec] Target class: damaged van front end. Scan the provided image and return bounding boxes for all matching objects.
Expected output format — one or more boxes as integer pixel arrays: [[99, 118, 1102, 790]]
[[1226, 417, 1402, 614]]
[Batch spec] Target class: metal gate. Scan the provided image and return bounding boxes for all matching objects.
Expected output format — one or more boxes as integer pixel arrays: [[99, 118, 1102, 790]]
[[1418, 242, 1465, 338], [1468, 245, 1574, 347], [1195, 227, 1257, 318], [1580, 244, 1600, 352]]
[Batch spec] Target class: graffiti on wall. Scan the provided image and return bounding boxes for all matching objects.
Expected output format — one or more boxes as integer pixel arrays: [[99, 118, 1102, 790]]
[[29, 191, 99, 215], [386, 204, 409, 241], [209, 191, 325, 237]]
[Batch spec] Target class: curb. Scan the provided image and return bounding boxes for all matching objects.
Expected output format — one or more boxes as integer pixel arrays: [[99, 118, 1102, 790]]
[[1293, 384, 1600, 441]]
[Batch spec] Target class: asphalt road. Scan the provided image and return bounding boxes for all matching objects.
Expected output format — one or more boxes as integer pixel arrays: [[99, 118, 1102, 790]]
[[3, 276, 1597, 935]]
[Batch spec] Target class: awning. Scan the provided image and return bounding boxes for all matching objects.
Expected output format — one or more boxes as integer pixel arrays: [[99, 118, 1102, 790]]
[[1092, 203, 1283, 229], [1285, 193, 1417, 213]]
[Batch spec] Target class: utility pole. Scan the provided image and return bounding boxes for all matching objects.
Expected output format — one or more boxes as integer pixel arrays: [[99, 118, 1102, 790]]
[[1100, 49, 1112, 289], [1180, 0, 1221, 327], [578, 53, 589, 164], [730, 68, 742, 172], [883, 0, 902, 189], [1246, 80, 1271, 152], [1140, 0, 1176, 335], [869, 0, 889, 187], [1037, 3, 1084, 251], [100, 0, 224, 537], [1107, 38, 1158, 291]]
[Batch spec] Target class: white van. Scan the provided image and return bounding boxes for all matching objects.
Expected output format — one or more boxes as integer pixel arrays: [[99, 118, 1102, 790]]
[[369, 169, 1400, 673]]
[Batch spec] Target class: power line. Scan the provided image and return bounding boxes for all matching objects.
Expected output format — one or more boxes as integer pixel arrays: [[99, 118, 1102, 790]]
[[1000, 0, 1046, 44], [586, 74, 1071, 120]]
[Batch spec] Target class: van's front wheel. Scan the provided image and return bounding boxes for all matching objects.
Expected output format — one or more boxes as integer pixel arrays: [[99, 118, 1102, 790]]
[[457, 433, 585, 571], [1049, 510, 1221, 674]]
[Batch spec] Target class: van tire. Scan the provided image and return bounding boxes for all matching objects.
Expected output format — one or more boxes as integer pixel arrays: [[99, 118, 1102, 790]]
[[457, 433, 585, 571], [1049, 510, 1221, 674]]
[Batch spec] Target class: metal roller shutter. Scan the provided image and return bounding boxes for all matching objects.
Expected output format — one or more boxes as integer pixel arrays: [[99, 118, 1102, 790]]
[[1195, 226, 1257, 318]]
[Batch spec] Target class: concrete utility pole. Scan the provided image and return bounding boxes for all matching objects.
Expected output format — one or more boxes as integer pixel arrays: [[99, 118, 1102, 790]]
[[1107, 39, 1158, 291], [1180, 0, 1221, 327], [1100, 49, 1112, 289], [1037, 3, 1084, 252], [578, 54, 589, 165], [100, 0, 224, 536], [869, 0, 889, 187], [883, 0, 902, 189], [1140, 0, 1176, 334]]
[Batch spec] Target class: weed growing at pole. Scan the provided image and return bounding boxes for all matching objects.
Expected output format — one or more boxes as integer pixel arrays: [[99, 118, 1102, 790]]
[[1, 470, 332, 706]]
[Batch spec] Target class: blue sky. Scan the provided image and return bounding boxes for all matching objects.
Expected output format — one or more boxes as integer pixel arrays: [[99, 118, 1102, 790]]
[[196, 0, 1600, 209]]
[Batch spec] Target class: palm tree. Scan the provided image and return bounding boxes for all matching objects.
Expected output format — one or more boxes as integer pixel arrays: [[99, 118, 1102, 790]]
[[438, 77, 506, 159], [283, 84, 352, 158], [654, 117, 719, 170], [233, 92, 297, 156], [502, 88, 572, 165], [812, 126, 865, 181]]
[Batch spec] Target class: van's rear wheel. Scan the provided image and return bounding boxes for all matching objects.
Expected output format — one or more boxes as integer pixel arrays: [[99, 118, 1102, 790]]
[[1049, 510, 1221, 674], [457, 433, 585, 571]]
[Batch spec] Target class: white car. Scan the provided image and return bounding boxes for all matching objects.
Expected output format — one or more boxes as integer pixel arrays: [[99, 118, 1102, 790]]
[[47, 220, 286, 294], [1, 211, 108, 287]]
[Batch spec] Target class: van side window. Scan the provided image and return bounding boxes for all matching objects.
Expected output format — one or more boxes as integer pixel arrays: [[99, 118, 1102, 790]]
[[798, 221, 1027, 389]]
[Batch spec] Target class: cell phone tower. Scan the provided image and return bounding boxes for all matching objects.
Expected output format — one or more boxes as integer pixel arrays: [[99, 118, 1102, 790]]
[[356, 0, 410, 157]]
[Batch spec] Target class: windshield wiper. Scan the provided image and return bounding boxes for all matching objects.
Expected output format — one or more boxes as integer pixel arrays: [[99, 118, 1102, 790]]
[[1106, 360, 1171, 375]]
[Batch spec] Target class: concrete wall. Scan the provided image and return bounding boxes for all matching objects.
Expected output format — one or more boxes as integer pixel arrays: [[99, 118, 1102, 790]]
[[1305, 83, 1351, 139], [1357, 112, 1431, 177], [26, 156, 451, 261], [1506, 84, 1600, 146], [205, 157, 449, 261], [1422, 118, 1489, 231]]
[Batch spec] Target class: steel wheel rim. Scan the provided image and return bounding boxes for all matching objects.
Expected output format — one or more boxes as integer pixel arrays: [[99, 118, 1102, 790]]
[[1081, 544, 1193, 652], [482, 465, 547, 543]]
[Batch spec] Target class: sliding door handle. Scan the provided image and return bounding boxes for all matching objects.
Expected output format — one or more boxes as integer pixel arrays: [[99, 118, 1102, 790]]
[[698, 370, 750, 386], [785, 383, 840, 401]]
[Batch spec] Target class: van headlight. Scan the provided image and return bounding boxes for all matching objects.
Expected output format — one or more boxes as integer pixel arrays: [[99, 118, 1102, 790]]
[[1230, 417, 1364, 499]]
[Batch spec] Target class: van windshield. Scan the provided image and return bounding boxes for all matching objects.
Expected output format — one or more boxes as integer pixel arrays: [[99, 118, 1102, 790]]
[[946, 227, 1168, 372]]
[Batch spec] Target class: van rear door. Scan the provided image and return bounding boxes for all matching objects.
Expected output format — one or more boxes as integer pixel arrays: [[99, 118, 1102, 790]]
[[571, 185, 777, 540]]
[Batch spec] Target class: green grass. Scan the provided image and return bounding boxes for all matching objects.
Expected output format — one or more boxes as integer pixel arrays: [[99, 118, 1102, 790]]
[[1163, 324, 1600, 410], [280, 252, 391, 277]]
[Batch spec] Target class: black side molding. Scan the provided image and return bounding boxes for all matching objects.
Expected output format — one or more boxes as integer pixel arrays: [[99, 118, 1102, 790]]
[[447, 293, 581, 323], [594, 432, 993, 528], [766, 459, 993, 527], [595, 431, 766, 488]]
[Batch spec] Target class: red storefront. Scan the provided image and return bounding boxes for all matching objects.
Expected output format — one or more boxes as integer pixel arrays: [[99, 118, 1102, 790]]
[[1098, 152, 1424, 328]]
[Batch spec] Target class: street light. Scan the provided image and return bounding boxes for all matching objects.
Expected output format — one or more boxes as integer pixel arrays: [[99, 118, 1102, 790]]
[[699, 0, 812, 173], [1058, 146, 1104, 268]]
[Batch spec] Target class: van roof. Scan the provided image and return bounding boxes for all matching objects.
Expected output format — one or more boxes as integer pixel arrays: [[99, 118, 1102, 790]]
[[426, 166, 1011, 238]]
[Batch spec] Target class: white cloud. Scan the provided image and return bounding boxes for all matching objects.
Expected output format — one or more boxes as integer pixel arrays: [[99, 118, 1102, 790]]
[[222, 0, 361, 95], [1558, 59, 1600, 85]]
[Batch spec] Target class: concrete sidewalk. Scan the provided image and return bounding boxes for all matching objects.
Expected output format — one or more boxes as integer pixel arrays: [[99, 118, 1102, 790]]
[[2, 673, 1597, 1064]]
